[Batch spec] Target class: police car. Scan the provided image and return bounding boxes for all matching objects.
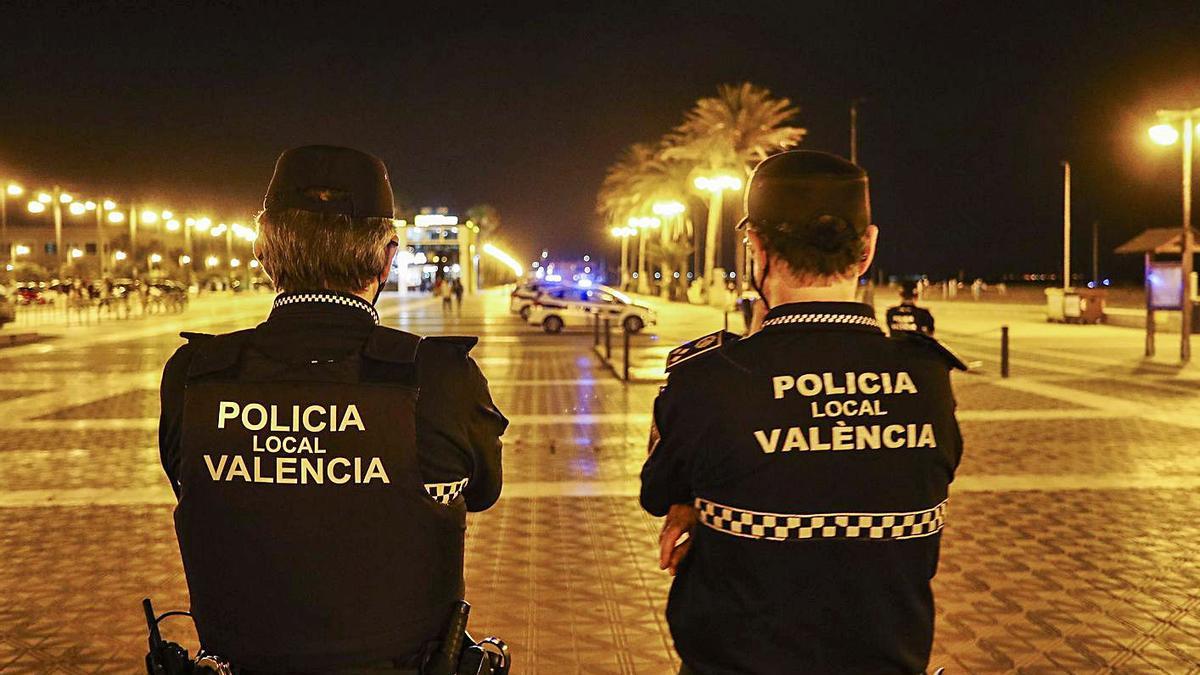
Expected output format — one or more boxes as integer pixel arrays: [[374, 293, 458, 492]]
[[509, 281, 562, 320], [526, 285, 656, 334]]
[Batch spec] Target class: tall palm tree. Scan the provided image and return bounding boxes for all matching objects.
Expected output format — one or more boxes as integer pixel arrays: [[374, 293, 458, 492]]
[[598, 141, 696, 294], [663, 82, 807, 295]]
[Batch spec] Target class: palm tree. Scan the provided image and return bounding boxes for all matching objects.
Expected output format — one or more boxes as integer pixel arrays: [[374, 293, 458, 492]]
[[598, 141, 696, 294], [663, 82, 806, 296]]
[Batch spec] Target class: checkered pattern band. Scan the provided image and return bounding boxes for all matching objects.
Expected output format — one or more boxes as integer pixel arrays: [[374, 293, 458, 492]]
[[761, 313, 880, 330], [425, 478, 469, 505], [696, 498, 946, 541], [273, 292, 380, 325]]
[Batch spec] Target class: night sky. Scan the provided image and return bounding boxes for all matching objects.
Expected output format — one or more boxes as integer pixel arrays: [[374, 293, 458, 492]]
[[3, 1, 1200, 280]]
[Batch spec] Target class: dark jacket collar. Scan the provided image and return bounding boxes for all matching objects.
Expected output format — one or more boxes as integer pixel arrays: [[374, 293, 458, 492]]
[[270, 290, 380, 326], [761, 301, 882, 333]]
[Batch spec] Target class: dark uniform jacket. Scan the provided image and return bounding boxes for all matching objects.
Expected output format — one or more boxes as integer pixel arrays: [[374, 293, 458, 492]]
[[886, 302, 935, 336], [158, 291, 507, 671], [641, 301, 963, 675]]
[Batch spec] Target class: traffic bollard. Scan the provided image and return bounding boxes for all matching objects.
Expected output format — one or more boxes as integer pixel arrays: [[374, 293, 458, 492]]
[[623, 326, 631, 381], [604, 318, 611, 360], [1000, 325, 1010, 378]]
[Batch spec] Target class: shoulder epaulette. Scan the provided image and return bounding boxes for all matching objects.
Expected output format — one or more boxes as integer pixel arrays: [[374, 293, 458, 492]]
[[423, 335, 479, 353], [891, 331, 968, 371], [180, 331, 214, 342], [363, 325, 422, 363], [665, 330, 740, 372], [184, 329, 255, 379]]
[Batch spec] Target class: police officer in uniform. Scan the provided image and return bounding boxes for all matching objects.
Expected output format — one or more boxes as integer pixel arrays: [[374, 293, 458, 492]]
[[640, 151, 964, 675], [887, 280, 936, 335], [158, 145, 507, 673]]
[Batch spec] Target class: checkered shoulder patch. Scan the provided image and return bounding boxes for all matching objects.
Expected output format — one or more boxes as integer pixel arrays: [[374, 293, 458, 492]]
[[425, 478, 469, 505], [696, 498, 946, 542], [666, 330, 739, 372]]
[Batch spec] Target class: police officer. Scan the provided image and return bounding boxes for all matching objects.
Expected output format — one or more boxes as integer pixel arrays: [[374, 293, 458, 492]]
[[158, 145, 507, 674], [640, 151, 964, 675], [887, 279, 936, 335]]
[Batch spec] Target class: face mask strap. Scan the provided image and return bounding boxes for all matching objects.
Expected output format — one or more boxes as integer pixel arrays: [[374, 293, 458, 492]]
[[372, 240, 399, 307]]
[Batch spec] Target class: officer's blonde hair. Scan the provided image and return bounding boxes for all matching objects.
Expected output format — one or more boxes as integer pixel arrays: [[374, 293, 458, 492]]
[[253, 208, 397, 293]]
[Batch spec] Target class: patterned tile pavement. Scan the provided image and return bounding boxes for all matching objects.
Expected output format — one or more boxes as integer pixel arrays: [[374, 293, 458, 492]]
[[3, 292, 1200, 673]]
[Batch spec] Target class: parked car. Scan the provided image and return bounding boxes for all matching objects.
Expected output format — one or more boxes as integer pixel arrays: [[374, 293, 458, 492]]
[[509, 281, 563, 320], [0, 289, 14, 328], [527, 285, 656, 334]]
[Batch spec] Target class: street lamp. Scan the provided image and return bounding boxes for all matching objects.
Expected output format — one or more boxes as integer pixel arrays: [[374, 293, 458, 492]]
[[1148, 108, 1200, 362], [693, 173, 743, 299], [629, 216, 661, 294], [114, 250, 127, 261], [610, 225, 636, 290]]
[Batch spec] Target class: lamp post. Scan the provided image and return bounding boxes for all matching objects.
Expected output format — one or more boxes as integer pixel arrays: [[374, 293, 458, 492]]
[[694, 174, 743, 300], [653, 200, 685, 299], [1149, 107, 1200, 362], [3, 182, 22, 267], [610, 226, 635, 290], [630, 216, 661, 294]]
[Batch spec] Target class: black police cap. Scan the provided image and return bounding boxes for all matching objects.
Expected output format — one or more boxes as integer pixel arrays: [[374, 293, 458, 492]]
[[263, 145, 395, 219], [740, 150, 870, 234]]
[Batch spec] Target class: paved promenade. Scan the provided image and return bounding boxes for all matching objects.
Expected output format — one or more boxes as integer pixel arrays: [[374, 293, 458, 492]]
[[2, 290, 1199, 673]]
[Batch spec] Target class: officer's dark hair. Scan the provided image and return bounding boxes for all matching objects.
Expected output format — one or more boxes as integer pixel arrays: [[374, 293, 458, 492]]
[[750, 214, 866, 279], [253, 191, 396, 293]]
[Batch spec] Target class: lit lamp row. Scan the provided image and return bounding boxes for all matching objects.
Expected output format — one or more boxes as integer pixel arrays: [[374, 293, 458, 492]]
[[1149, 123, 1200, 146]]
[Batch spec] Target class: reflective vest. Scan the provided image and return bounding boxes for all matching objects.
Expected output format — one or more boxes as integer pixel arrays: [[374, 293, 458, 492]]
[[174, 325, 464, 671]]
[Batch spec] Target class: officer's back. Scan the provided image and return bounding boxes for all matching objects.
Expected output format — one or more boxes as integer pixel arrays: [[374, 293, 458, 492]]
[[641, 151, 963, 675], [158, 146, 506, 673]]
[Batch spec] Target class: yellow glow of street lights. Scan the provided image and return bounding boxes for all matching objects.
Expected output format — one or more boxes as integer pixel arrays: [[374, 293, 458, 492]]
[[68, 202, 86, 216], [84, 200, 96, 211], [70, 248, 83, 259], [36, 192, 52, 204], [211, 223, 227, 237], [179, 255, 192, 265], [27, 201, 46, 214], [694, 175, 743, 192], [652, 200, 686, 217], [5, 183, 22, 197], [108, 211, 126, 223], [59, 193, 73, 204], [114, 250, 127, 261], [482, 242, 525, 277], [196, 217, 212, 232], [249, 259, 260, 269], [165, 219, 181, 231], [161, 210, 173, 220], [1149, 123, 1180, 146], [230, 258, 241, 268], [205, 255, 220, 268], [629, 216, 661, 229], [149, 253, 163, 264], [141, 210, 159, 224], [103, 199, 117, 210], [14, 245, 31, 256]]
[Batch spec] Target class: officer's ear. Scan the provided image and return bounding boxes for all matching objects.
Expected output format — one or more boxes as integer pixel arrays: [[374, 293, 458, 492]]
[[378, 240, 400, 283], [856, 225, 879, 277]]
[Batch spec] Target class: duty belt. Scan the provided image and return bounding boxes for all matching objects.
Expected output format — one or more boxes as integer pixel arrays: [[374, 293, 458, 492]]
[[695, 498, 947, 541]]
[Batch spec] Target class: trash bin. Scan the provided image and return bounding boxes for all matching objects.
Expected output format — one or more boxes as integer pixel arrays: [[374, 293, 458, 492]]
[[1046, 287, 1106, 324], [1073, 288, 1106, 324], [1044, 287, 1065, 322]]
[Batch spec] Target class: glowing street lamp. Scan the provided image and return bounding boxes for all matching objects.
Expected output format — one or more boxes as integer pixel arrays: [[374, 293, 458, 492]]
[[70, 248, 83, 259], [230, 258, 241, 268], [179, 254, 192, 265], [5, 183, 22, 197], [58, 193, 73, 204], [205, 255, 220, 268], [652, 200, 686, 217], [693, 173, 744, 298], [114, 250, 127, 261], [27, 201, 46, 214], [165, 219, 181, 231], [107, 211, 125, 223], [102, 199, 117, 211], [14, 245, 31, 256], [37, 192, 52, 204], [84, 201, 96, 211], [140, 210, 159, 225], [149, 253, 163, 264], [68, 202, 86, 216], [1147, 107, 1200, 362]]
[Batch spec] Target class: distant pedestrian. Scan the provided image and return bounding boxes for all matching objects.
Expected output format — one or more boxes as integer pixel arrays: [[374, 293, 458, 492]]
[[887, 280, 935, 336], [452, 277, 464, 314], [438, 277, 453, 314]]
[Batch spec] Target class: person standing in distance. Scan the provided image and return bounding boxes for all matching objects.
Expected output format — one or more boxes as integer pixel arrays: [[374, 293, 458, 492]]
[[641, 150, 964, 675], [887, 279, 936, 335], [158, 145, 507, 673]]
